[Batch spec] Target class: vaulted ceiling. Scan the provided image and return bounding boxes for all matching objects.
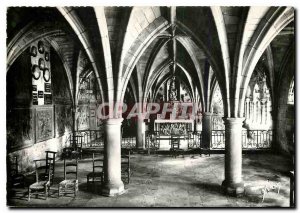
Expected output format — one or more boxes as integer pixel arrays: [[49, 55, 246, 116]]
[[7, 6, 295, 117]]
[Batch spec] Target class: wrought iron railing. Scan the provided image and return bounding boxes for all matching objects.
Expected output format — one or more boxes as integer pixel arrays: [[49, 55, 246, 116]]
[[242, 130, 272, 149], [65, 129, 273, 152], [187, 131, 202, 149], [66, 130, 140, 150], [65, 130, 105, 149], [211, 130, 225, 149], [121, 136, 136, 149], [77, 130, 105, 148], [210, 129, 273, 149], [145, 131, 203, 152]]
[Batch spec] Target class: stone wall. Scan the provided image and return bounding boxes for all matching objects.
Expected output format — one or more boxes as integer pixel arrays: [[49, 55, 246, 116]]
[[7, 44, 73, 173], [76, 71, 102, 131], [273, 58, 294, 155], [7, 135, 68, 173]]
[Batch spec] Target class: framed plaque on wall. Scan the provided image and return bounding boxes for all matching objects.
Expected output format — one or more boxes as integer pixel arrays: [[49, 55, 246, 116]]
[[35, 106, 54, 142]]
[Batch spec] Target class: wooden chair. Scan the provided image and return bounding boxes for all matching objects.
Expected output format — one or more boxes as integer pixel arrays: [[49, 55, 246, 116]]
[[62, 134, 83, 159], [87, 153, 104, 188], [44, 151, 56, 185], [58, 158, 79, 198], [28, 159, 51, 201], [187, 132, 200, 153], [121, 149, 131, 184], [70, 135, 83, 159], [147, 133, 160, 155], [8, 156, 25, 188], [170, 135, 184, 158]]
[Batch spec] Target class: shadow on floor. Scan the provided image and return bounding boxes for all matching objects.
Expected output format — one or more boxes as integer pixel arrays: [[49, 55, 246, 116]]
[[191, 181, 223, 195]]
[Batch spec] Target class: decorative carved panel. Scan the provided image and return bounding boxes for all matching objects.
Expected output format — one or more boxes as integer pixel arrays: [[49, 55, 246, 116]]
[[55, 105, 73, 136], [36, 106, 53, 142], [158, 123, 192, 135], [77, 105, 89, 130]]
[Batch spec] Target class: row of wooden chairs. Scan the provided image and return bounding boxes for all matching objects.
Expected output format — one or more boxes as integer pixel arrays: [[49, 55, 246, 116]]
[[9, 150, 131, 201], [28, 156, 79, 201], [8, 152, 55, 197]]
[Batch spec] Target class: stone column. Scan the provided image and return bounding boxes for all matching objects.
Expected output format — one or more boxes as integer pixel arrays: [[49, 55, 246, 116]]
[[72, 105, 77, 132], [222, 117, 245, 196], [265, 101, 270, 125], [248, 100, 251, 120], [202, 112, 212, 148], [250, 102, 253, 123], [194, 119, 197, 132], [164, 82, 168, 101], [102, 118, 124, 196], [245, 99, 249, 120], [136, 115, 146, 149], [257, 101, 261, 124], [261, 101, 265, 125], [253, 102, 256, 123]]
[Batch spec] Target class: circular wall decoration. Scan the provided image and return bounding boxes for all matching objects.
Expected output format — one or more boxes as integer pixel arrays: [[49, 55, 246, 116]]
[[45, 52, 49, 61], [43, 68, 51, 82], [38, 41, 44, 54], [38, 58, 45, 70], [31, 65, 41, 80], [30, 46, 37, 57]]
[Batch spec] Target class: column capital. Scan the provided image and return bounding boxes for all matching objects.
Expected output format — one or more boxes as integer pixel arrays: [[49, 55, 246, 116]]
[[222, 117, 245, 125], [203, 111, 212, 116], [105, 118, 123, 125]]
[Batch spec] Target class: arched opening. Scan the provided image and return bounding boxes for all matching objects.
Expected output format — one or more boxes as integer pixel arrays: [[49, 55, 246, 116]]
[[242, 69, 273, 149], [6, 6, 295, 207], [285, 78, 295, 151]]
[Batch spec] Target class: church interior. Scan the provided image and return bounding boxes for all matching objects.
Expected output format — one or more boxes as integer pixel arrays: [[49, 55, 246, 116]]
[[6, 6, 295, 207]]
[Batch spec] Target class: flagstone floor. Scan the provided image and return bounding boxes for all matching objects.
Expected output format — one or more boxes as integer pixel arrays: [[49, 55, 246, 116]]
[[7, 153, 293, 208]]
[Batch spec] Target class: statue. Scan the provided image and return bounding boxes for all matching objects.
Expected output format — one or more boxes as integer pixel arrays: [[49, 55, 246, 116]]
[[168, 76, 177, 101]]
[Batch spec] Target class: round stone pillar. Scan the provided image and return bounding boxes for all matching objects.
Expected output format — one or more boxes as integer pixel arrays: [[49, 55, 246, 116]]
[[102, 118, 124, 196], [222, 117, 245, 196], [202, 112, 212, 148], [136, 116, 146, 149]]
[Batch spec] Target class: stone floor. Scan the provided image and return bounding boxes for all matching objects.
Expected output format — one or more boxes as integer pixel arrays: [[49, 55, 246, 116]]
[[7, 153, 293, 208]]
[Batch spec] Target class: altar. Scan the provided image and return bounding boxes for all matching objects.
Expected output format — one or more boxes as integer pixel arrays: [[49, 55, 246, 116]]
[[154, 119, 193, 150]]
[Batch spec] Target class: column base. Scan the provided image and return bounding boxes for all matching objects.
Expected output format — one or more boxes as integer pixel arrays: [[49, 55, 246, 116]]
[[135, 148, 146, 153], [102, 181, 125, 197], [221, 180, 244, 197]]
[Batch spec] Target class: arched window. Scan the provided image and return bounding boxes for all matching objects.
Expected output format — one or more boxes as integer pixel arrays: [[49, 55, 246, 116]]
[[211, 84, 223, 116], [244, 69, 272, 130]]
